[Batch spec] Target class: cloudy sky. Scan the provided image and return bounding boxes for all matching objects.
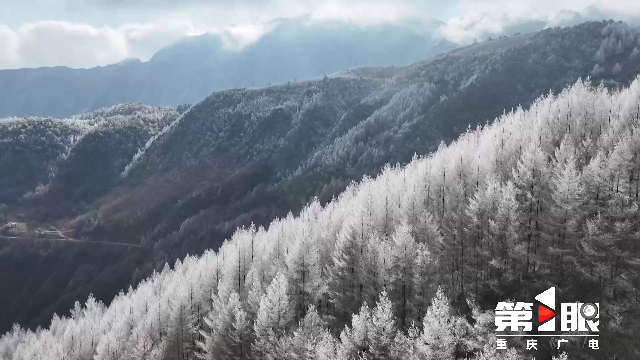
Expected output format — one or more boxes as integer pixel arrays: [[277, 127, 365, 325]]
[[0, 0, 639, 70]]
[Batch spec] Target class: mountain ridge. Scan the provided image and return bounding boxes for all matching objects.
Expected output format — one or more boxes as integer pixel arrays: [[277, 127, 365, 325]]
[[0, 18, 455, 118], [1, 20, 639, 336]]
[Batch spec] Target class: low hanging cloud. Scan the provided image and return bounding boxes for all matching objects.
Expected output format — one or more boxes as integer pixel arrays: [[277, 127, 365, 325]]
[[436, 0, 640, 44], [1, 0, 640, 69], [0, 19, 208, 69], [16, 21, 127, 68], [0, 14, 284, 69], [0, 25, 19, 67], [219, 22, 279, 52]]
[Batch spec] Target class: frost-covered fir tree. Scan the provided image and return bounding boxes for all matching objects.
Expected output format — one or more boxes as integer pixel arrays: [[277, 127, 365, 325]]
[[338, 291, 397, 359], [199, 291, 252, 360], [391, 221, 417, 329], [417, 287, 459, 360], [328, 216, 362, 328], [252, 272, 294, 359], [285, 307, 329, 359]]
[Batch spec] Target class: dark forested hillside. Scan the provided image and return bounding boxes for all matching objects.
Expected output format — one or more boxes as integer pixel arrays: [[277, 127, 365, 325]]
[[0, 104, 178, 333], [1, 20, 640, 339], [2, 72, 639, 360], [0, 104, 179, 209]]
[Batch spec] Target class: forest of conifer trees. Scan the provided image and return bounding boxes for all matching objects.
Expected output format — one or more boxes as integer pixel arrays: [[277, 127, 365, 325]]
[[1, 76, 639, 359]]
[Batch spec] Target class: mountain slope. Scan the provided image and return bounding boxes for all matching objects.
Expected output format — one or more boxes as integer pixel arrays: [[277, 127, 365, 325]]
[[0, 104, 179, 209], [2, 74, 639, 360], [84, 20, 640, 260], [0, 18, 453, 118], [0, 105, 179, 333], [1, 20, 640, 335]]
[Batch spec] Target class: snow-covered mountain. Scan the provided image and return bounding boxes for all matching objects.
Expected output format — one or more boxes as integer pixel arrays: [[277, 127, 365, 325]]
[[1, 22, 640, 356], [0, 104, 180, 208], [2, 72, 639, 360]]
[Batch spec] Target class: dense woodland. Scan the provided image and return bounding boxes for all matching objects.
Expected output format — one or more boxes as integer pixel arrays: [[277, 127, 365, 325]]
[[1, 20, 640, 340], [2, 76, 639, 359], [0, 104, 179, 332], [0, 104, 179, 208]]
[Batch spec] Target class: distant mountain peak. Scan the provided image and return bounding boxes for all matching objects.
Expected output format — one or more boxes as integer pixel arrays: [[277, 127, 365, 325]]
[[116, 58, 142, 66]]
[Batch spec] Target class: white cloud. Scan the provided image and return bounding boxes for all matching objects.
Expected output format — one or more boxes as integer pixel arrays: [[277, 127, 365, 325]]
[[1, 0, 640, 69], [438, 13, 510, 44], [436, 0, 640, 45], [0, 25, 20, 69], [120, 17, 208, 59], [219, 22, 277, 51], [16, 21, 128, 68], [308, 0, 422, 26], [0, 19, 214, 69]]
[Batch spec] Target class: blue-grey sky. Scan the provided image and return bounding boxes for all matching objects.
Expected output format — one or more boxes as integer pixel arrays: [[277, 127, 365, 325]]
[[0, 0, 638, 69]]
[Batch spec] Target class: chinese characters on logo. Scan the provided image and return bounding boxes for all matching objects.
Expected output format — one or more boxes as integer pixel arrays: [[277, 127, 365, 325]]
[[494, 287, 600, 352], [495, 302, 533, 332]]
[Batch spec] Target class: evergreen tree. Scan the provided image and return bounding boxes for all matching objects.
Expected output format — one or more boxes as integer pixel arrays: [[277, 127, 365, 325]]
[[337, 291, 397, 359], [286, 307, 326, 359], [391, 221, 417, 329], [337, 303, 371, 359], [368, 291, 397, 359], [244, 265, 265, 322], [166, 291, 198, 360], [411, 242, 434, 327], [199, 290, 243, 360], [417, 287, 458, 360], [253, 272, 293, 360], [228, 295, 253, 360], [547, 145, 585, 285], [328, 218, 362, 328], [314, 331, 339, 360], [512, 141, 549, 275], [391, 324, 422, 360], [129, 333, 154, 360]]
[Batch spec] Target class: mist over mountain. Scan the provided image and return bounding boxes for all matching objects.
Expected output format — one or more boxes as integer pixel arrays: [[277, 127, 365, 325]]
[[1, 20, 640, 350], [0, 18, 453, 119]]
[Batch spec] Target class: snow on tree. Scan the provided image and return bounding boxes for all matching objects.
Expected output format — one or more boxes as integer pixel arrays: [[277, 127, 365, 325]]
[[244, 265, 265, 321], [252, 272, 294, 359], [165, 285, 198, 359], [199, 291, 251, 360], [328, 214, 362, 328], [337, 302, 371, 359], [391, 221, 417, 329], [410, 242, 434, 327], [594, 47, 606, 63], [285, 307, 328, 359], [314, 330, 339, 360], [591, 63, 604, 76], [3, 76, 640, 359], [129, 332, 155, 360], [285, 211, 324, 324], [417, 287, 458, 359], [546, 138, 586, 285], [553, 352, 570, 360], [612, 62, 623, 75], [228, 295, 253, 359], [367, 291, 397, 358]]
